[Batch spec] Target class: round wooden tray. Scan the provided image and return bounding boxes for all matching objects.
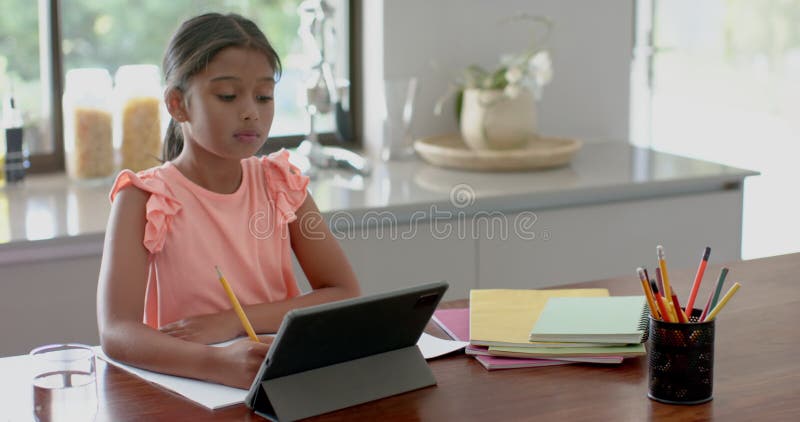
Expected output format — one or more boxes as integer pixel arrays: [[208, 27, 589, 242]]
[[414, 134, 583, 172]]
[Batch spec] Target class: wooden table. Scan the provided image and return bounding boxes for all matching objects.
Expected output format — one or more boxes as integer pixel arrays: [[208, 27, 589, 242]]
[[2, 253, 798, 421]]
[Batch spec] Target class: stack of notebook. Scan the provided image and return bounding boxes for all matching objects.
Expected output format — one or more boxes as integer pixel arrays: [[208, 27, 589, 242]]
[[432, 289, 647, 370]]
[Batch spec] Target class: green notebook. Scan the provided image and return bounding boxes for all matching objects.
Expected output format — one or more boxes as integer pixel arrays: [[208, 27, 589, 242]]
[[529, 296, 649, 344], [489, 343, 646, 359]]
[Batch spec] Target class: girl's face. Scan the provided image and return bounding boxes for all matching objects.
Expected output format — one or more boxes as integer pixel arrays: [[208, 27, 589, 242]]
[[178, 46, 276, 160]]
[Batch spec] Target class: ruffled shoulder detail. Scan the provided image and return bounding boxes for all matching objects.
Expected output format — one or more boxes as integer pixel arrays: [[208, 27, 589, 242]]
[[260, 150, 310, 223], [110, 168, 182, 254]]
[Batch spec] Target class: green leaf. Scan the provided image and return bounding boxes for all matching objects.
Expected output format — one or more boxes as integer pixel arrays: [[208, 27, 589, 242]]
[[488, 66, 508, 89], [454, 89, 464, 124]]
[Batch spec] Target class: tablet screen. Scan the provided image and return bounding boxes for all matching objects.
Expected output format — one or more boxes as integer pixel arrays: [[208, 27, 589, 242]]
[[254, 281, 448, 381]]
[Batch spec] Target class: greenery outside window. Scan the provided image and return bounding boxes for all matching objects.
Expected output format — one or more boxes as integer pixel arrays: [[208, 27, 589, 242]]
[[0, 0, 355, 173]]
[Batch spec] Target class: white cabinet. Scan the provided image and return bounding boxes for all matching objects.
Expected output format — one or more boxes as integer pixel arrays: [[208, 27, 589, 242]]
[[478, 190, 743, 289], [296, 189, 744, 299], [293, 221, 478, 300]]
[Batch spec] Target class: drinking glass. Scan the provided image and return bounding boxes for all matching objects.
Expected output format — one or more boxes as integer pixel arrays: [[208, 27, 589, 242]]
[[381, 77, 418, 161], [30, 343, 98, 422]]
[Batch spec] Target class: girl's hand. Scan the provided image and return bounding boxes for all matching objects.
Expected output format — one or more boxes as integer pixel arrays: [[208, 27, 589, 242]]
[[210, 337, 273, 389], [159, 311, 242, 344]]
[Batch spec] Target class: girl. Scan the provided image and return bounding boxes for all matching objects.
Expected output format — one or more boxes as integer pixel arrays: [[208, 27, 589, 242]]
[[97, 13, 360, 389]]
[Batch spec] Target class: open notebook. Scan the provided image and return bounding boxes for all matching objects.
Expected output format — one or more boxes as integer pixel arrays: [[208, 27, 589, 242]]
[[529, 296, 649, 344]]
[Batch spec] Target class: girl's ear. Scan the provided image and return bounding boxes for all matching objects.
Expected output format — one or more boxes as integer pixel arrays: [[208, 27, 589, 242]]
[[165, 88, 188, 122]]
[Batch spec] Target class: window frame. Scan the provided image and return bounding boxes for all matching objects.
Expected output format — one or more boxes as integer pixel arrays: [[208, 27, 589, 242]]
[[28, 0, 360, 173]]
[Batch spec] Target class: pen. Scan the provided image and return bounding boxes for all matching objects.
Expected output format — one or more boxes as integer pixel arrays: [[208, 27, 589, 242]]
[[215, 266, 260, 343], [703, 282, 742, 321], [685, 246, 711, 313], [700, 267, 728, 321], [637, 267, 660, 319]]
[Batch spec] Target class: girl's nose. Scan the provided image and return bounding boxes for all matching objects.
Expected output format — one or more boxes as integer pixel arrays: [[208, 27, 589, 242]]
[[240, 101, 259, 121]]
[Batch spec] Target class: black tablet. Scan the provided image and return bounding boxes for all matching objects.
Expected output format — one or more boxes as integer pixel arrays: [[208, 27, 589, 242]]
[[245, 281, 448, 420]]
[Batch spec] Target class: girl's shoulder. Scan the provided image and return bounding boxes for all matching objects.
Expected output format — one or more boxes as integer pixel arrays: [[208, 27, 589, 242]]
[[249, 150, 310, 223], [109, 164, 177, 203], [109, 165, 182, 254]]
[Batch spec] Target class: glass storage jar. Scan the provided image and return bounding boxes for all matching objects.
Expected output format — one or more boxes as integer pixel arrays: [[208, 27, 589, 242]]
[[114, 64, 163, 172], [63, 68, 115, 181]]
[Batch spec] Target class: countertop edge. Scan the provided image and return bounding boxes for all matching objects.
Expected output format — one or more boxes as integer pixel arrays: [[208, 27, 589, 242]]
[[0, 233, 105, 266], [0, 171, 756, 266]]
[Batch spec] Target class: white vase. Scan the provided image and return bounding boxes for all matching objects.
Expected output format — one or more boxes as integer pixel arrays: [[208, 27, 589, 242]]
[[459, 87, 538, 150]]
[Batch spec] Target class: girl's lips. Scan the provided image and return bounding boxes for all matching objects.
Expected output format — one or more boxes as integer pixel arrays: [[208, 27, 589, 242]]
[[234, 131, 261, 144]]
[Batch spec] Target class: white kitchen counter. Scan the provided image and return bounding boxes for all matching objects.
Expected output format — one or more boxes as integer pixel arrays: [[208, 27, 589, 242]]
[[0, 142, 756, 265]]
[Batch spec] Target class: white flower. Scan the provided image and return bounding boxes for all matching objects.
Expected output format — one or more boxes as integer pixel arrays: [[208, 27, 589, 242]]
[[529, 51, 553, 86], [504, 66, 524, 85], [504, 84, 522, 98]]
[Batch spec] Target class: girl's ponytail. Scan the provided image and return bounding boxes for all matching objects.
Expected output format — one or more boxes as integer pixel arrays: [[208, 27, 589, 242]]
[[162, 118, 184, 162]]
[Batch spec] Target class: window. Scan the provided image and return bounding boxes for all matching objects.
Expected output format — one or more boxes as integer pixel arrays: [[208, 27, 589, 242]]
[[0, 0, 353, 173], [632, 0, 800, 259]]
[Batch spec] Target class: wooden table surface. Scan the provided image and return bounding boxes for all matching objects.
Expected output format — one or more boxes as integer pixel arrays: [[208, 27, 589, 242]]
[[2, 253, 798, 421]]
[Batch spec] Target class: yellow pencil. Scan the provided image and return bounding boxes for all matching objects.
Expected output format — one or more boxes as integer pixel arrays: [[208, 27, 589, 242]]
[[656, 245, 673, 299], [215, 266, 260, 342], [703, 282, 741, 322], [637, 267, 660, 319], [656, 245, 678, 321]]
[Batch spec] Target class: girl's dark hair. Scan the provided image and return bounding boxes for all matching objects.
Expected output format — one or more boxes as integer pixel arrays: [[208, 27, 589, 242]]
[[162, 13, 282, 161]]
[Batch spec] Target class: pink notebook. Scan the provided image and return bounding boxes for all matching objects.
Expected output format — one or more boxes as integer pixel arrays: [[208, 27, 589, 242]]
[[431, 308, 566, 370], [432, 308, 623, 370]]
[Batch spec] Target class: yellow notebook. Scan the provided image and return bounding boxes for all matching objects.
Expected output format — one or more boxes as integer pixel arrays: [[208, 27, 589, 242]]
[[469, 288, 609, 347]]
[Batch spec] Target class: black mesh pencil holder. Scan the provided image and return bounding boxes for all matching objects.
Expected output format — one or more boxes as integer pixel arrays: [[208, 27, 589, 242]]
[[647, 308, 715, 405]]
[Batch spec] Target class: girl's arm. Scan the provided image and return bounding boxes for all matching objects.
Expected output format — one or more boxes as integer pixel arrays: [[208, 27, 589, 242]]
[[97, 186, 269, 389], [159, 195, 361, 340]]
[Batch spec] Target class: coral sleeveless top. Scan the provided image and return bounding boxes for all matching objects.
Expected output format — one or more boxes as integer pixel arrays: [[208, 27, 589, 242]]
[[109, 150, 309, 328]]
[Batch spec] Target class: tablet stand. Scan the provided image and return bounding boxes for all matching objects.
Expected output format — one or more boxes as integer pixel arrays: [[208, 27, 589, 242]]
[[249, 346, 436, 421]]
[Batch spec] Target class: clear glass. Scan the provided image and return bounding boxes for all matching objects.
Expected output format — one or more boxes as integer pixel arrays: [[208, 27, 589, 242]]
[[63, 68, 115, 181], [30, 343, 98, 422], [380, 77, 418, 161], [113, 64, 163, 172]]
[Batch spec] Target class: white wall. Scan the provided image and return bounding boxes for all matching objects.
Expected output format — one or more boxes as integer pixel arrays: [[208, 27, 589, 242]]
[[361, 0, 635, 156]]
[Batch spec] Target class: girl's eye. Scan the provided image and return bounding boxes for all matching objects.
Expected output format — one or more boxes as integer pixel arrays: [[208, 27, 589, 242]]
[[256, 95, 273, 103], [217, 94, 236, 102]]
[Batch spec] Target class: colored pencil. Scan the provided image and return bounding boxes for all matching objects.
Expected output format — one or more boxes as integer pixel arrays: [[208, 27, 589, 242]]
[[671, 293, 689, 323], [637, 267, 660, 319], [651, 283, 675, 322], [704, 282, 742, 321], [655, 267, 665, 299], [656, 245, 673, 300], [700, 267, 728, 321], [685, 246, 711, 313]]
